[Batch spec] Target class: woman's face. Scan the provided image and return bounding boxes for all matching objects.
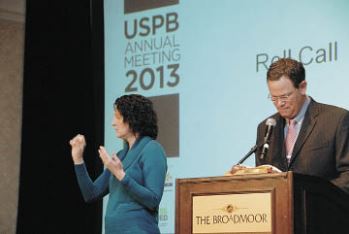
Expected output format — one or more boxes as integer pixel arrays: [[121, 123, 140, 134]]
[[112, 109, 133, 140]]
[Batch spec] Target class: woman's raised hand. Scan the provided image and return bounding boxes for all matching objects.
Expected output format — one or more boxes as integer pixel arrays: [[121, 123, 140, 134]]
[[98, 146, 125, 181], [69, 134, 86, 164]]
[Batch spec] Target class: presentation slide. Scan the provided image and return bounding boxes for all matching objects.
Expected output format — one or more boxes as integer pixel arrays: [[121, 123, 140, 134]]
[[104, 0, 349, 232]]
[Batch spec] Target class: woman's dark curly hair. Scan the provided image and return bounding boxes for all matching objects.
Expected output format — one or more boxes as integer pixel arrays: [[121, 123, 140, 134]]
[[114, 94, 158, 139]]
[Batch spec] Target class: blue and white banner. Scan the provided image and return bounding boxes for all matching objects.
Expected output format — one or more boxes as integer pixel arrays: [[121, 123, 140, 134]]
[[104, 1, 349, 232]]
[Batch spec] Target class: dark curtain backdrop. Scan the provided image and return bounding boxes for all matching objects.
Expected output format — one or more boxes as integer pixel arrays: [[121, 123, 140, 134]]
[[16, 0, 104, 233]]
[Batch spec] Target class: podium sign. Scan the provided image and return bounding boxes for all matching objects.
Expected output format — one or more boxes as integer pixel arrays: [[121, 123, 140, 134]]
[[192, 193, 272, 233]]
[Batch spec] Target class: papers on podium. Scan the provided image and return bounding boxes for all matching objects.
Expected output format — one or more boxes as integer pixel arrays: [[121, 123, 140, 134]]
[[225, 164, 282, 176]]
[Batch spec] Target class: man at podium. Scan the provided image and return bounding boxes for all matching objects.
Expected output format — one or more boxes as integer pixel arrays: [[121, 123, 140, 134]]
[[255, 58, 349, 194]]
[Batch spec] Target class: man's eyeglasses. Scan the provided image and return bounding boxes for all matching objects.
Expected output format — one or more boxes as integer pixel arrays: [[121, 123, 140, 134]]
[[268, 90, 295, 103]]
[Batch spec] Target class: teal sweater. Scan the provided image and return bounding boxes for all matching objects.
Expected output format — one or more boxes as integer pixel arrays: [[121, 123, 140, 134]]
[[75, 136, 167, 234]]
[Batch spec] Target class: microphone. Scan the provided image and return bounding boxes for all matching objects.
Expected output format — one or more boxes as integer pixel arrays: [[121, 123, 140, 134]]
[[260, 118, 276, 160], [235, 144, 259, 165]]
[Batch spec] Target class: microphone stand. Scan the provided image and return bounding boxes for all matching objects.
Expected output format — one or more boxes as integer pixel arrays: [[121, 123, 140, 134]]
[[235, 144, 258, 166]]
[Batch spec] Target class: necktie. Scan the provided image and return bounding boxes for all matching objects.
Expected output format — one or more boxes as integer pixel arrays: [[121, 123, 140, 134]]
[[285, 119, 297, 163]]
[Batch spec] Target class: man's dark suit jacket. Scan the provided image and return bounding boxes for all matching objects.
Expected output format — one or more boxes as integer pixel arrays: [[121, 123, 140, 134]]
[[255, 98, 349, 194]]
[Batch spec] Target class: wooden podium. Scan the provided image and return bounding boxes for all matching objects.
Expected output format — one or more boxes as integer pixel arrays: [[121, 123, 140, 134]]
[[176, 172, 349, 234]]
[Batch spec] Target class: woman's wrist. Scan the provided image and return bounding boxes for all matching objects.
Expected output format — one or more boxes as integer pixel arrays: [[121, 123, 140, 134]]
[[73, 158, 84, 165], [115, 170, 125, 181]]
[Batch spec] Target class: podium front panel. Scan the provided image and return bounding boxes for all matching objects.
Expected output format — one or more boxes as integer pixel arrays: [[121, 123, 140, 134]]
[[176, 173, 293, 234]]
